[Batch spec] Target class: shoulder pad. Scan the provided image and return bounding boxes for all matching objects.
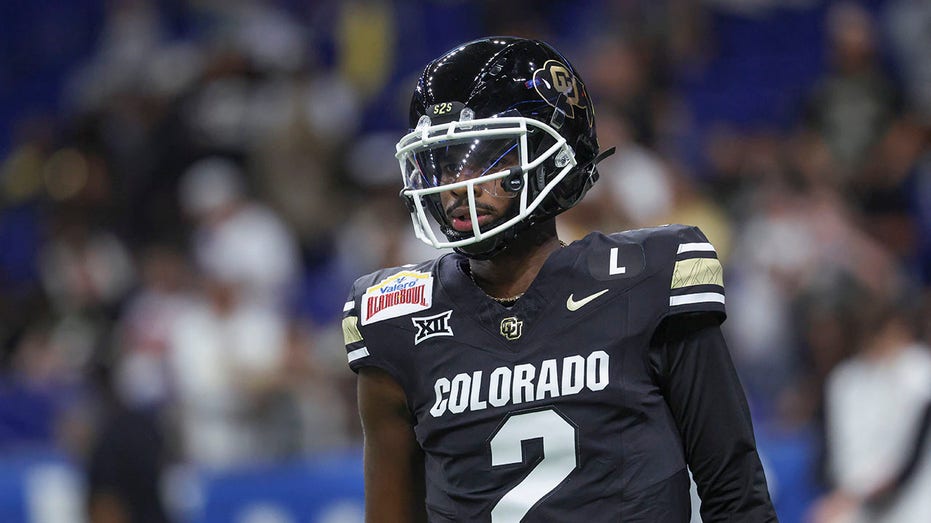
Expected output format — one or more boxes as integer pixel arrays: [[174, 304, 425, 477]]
[[345, 259, 438, 326], [637, 224, 726, 320], [579, 224, 725, 320], [341, 259, 438, 372]]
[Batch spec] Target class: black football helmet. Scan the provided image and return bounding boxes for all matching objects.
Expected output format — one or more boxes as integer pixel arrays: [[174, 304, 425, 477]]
[[396, 36, 611, 258]]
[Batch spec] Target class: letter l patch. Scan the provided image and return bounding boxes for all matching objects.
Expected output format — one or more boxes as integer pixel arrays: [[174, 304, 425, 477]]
[[609, 248, 626, 275]]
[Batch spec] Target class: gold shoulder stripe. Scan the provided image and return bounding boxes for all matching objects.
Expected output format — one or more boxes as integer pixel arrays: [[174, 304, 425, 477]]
[[671, 258, 723, 289], [342, 316, 364, 345]]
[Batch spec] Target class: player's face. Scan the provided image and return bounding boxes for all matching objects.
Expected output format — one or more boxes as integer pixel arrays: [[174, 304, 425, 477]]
[[434, 143, 520, 232]]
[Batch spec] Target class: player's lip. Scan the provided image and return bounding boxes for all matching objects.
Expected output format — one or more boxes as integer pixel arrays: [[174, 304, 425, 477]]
[[447, 206, 495, 232]]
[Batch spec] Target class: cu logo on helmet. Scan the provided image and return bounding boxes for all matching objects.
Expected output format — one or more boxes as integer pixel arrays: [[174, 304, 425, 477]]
[[533, 60, 586, 118]]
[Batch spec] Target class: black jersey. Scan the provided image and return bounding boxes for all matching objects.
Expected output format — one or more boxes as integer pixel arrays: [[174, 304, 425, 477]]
[[343, 225, 766, 522]]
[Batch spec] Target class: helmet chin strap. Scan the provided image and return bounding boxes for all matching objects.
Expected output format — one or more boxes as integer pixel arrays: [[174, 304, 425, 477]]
[[453, 211, 558, 260], [453, 229, 515, 260]]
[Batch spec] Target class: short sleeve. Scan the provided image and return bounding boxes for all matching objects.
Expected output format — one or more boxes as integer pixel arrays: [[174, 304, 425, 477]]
[[341, 275, 406, 385], [341, 281, 370, 372]]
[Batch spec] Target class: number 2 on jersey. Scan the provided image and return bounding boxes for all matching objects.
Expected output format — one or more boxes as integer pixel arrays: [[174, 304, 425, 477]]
[[489, 408, 578, 522]]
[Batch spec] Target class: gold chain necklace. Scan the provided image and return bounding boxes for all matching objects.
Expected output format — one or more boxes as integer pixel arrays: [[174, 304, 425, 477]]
[[469, 268, 525, 304], [468, 240, 567, 304]]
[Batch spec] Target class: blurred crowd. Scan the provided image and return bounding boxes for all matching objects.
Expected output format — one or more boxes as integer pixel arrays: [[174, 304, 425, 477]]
[[1, 1, 930, 522]]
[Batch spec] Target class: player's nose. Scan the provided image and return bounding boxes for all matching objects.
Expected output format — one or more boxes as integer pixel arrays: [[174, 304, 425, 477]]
[[448, 173, 487, 198], [446, 163, 485, 183]]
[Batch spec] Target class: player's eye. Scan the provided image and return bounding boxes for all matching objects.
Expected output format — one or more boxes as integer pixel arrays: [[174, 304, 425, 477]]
[[492, 148, 519, 171], [439, 162, 461, 182]]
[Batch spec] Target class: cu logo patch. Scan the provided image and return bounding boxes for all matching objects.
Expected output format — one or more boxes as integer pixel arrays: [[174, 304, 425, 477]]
[[500, 317, 523, 340], [412, 310, 454, 345]]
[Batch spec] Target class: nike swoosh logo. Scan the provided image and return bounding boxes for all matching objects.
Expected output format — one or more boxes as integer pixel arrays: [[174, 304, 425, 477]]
[[566, 289, 610, 311]]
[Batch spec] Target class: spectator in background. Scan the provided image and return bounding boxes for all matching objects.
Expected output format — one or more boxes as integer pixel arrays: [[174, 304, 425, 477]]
[[725, 164, 900, 390], [39, 209, 135, 317], [0, 320, 81, 450], [165, 267, 291, 468], [885, 0, 931, 124], [85, 364, 170, 523], [111, 243, 192, 412], [168, 157, 304, 468], [810, 299, 931, 523], [805, 1, 899, 179], [178, 156, 301, 311], [852, 119, 926, 269], [83, 243, 191, 522]]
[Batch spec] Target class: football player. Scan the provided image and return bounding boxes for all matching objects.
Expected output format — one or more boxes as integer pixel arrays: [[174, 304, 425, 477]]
[[342, 36, 778, 522]]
